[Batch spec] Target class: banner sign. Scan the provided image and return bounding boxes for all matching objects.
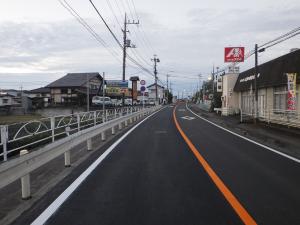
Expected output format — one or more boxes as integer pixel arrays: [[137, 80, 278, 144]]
[[286, 73, 297, 110], [224, 47, 245, 62], [106, 80, 128, 88]]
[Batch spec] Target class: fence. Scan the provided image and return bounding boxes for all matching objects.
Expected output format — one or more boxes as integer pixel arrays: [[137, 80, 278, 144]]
[[240, 108, 300, 128], [0, 106, 146, 162], [0, 105, 159, 199]]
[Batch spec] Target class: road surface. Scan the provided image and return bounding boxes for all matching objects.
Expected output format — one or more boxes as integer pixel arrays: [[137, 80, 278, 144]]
[[14, 103, 300, 225]]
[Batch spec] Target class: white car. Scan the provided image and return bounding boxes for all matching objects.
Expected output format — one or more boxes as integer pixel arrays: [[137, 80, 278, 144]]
[[92, 96, 113, 106]]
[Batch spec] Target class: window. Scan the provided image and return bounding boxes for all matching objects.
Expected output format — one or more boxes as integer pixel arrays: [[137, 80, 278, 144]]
[[61, 89, 68, 94], [3, 99, 8, 104], [274, 86, 287, 110]]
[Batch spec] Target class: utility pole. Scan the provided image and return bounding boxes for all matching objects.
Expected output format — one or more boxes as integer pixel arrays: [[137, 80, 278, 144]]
[[166, 74, 169, 104], [212, 65, 215, 94], [86, 74, 89, 112], [254, 43, 258, 123], [151, 55, 160, 104], [198, 74, 202, 102], [102, 72, 105, 114], [122, 13, 139, 105]]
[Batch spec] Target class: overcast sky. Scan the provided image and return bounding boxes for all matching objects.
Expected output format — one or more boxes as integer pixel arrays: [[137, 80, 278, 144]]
[[0, 0, 299, 95]]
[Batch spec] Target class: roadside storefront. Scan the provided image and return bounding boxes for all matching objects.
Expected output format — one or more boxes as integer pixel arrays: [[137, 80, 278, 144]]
[[234, 49, 300, 127]]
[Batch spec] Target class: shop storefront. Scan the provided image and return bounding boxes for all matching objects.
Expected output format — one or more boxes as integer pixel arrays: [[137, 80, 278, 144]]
[[234, 49, 300, 127]]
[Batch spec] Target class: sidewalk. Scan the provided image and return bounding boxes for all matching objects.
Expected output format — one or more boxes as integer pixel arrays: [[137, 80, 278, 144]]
[[189, 103, 300, 159]]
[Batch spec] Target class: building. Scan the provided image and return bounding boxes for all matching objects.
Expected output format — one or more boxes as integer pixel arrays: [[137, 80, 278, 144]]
[[147, 83, 165, 104], [47, 73, 103, 105], [234, 49, 300, 127], [26, 87, 51, 108], [0, 93, 17, 107], [218, 66, 240, 115]]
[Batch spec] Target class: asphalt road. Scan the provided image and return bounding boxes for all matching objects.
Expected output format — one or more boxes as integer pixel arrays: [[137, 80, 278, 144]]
[[15, 103, 300, 225]]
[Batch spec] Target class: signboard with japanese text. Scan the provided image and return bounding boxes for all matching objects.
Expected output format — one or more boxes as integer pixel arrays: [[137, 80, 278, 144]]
[[224, 47, 245, 62], [106, 80, 128, 88], [286, 73, 297, 110]]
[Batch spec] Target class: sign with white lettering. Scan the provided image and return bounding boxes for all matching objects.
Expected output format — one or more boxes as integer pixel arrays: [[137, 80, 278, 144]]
[[224, 47, 245, 62]]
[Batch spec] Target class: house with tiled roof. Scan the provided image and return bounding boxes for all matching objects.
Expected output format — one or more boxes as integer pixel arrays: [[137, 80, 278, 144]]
[[46, 73, 103, 105]]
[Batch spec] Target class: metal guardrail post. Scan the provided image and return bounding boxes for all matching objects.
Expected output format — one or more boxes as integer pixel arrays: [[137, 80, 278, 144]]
[[101, 131, 106, 141], [111, 126, 115, 135], [77, 114, 81, 131], [118, 122, 122, 130], [94, 111, 97, 126], [87, 138, 92, 151], [114, 109, 117, 119], [105, 110, 108, 121], [240, 108, 243, 123], [20, 149, 31, 200], [125, 120, 128, 127], [64, 127, 71, 167], [50, 117, 55, 143], [1, 125, 8, 162]]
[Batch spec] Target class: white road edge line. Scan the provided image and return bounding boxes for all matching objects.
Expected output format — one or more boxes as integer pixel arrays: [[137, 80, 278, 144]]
[[31, 107, 165, 225], [186, 103, 300, 164]]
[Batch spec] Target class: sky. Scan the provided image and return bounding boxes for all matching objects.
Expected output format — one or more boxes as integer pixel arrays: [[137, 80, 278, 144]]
[[0, 0, 299, 96]]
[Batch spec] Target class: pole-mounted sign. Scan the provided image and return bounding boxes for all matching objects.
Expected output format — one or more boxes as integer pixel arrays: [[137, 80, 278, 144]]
[[224, 47, 245, 62]]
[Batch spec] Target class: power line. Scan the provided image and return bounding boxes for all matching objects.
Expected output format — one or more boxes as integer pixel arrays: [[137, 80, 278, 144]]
[[88, 0, 123, 49], [88, 0, 155, 78], [262, 31, 300, 50], [58, 0, 122, 63], [259, 26, 300, 48]]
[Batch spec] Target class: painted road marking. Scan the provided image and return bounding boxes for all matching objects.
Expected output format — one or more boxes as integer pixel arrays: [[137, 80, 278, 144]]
[[186, 104, 300, 164], [173, 105, 257, 225], [31, 107, 165, 225], [178, 109, 186, 111], [181, 116, 195, 120]]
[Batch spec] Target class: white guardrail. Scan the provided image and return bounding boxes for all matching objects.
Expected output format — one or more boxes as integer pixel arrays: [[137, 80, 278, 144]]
[[0, 106, 160, 199], [240, 109, 300, 128]]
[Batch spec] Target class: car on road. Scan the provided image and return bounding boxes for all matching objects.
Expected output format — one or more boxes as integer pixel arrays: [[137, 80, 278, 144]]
[[92, 96, 113, 107]]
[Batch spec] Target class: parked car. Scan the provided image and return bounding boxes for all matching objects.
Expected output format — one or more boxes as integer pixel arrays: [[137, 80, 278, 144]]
[[148, 100, 155, 106], [92, 96, 113, 107]]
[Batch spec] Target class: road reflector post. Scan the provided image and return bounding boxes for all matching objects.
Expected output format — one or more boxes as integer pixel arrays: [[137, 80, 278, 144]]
[[87, 138, 92, 151], [101, 131, 106, 141], [64, 151, 71, 167], [118, 122, 122, 130], [125, 120, 128, 127], [20, 150, 31, 200], [112, 126, 115, 135]]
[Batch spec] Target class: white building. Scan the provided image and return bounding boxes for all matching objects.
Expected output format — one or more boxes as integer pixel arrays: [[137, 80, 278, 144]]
[[147, 83, 165, 104], [218, 66, 240, 115]]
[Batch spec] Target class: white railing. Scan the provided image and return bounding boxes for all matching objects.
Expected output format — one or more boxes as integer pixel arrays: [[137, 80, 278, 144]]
[[240, 108, 300, 128], [0, 105, 160, 199], [0, 106, 148, 162]]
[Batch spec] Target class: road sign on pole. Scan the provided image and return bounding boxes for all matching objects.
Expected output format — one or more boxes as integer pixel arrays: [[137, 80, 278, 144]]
[[140, 80, 146, 85], [140, 86, 146, 92]]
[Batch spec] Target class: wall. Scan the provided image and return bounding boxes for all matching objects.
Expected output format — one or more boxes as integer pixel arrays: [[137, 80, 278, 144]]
[[221, 73, 239, 115], [36, 106, 86, 117]]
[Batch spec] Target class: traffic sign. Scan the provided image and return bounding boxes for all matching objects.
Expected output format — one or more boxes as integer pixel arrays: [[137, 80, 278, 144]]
[[140, 80, 146, 85], [140, 86, 146, 92]]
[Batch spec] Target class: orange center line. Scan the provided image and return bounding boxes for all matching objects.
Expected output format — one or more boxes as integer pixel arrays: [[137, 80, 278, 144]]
[[173, 104, 257, 225]]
